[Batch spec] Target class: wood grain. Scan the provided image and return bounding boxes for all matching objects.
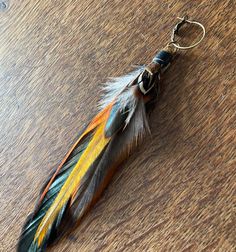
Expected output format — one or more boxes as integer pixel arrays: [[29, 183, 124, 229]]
[[0, 0, 235, 251]]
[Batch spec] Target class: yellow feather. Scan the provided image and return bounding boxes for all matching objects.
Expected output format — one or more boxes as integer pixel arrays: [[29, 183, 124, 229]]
[[35, 121, 110, 245]]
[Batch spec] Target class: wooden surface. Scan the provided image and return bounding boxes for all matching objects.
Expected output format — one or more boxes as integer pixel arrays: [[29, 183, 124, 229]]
[[0, 1, 235, 251]]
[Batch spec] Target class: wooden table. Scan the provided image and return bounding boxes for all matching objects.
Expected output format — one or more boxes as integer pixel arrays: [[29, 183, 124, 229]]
[[0, 1, 235, 251]]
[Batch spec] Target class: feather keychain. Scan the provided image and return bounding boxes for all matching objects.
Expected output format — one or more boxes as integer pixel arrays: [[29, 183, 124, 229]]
[[18, 16, 205, 252]]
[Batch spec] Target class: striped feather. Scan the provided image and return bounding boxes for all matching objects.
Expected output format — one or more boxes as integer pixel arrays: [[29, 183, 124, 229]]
[[17, 131, 93, 252]]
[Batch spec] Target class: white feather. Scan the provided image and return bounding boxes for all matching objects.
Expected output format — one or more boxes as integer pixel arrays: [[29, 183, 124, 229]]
[[99, 66, 144, 109]]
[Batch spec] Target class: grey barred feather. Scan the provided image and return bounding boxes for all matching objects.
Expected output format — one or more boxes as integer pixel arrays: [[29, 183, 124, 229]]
[[100, 66, 149, 136], [103, 66, 150, 136]]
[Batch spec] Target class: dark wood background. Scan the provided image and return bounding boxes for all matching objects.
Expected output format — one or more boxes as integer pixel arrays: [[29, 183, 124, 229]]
[[0, 0, 235, 251]]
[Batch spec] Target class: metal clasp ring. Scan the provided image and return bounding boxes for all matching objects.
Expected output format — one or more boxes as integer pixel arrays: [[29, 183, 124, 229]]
[[170, 16, 206, 50]]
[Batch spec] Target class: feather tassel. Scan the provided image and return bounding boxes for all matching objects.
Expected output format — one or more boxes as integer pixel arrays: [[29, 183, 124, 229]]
[[18, 45, 176, 252]]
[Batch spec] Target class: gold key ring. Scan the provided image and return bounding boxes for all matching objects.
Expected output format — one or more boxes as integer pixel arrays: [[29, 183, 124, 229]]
[[170, 16, 206, 50]]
